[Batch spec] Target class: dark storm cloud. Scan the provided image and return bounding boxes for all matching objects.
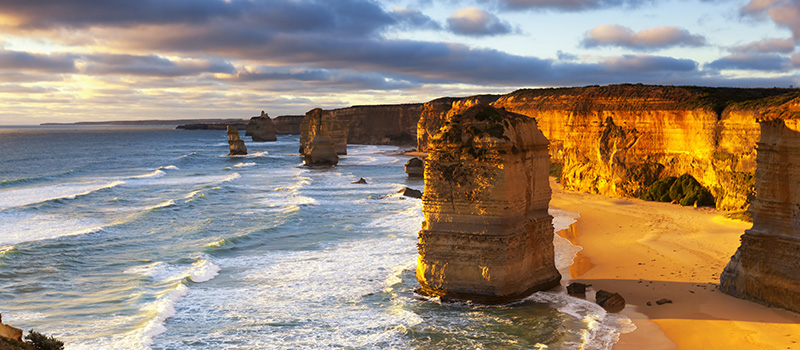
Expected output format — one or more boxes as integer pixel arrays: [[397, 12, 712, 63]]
[[706, 54, 791, 71], [226, 68, 416, 90], [0, 49, 76, 73], [581, 25, 707, 50], [446, 7, 514, 36]]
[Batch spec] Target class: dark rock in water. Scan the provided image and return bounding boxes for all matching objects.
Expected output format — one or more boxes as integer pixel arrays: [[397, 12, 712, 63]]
[[399, 187, 422, 198], [595, 290, 626, 313], [227, 125, 247, 155], [655, 298, 673, 305], [404, 157, 424, 178], [246, 111, 278, 142], [352, 178, 367, 184], [567, 282, 590, 295]]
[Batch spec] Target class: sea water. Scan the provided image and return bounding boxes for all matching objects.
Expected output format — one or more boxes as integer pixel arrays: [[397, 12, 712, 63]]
[[0, 126, 633, 349]]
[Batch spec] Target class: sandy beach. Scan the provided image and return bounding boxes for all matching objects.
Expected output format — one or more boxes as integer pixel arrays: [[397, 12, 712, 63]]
[[549, 179, 800, 349]]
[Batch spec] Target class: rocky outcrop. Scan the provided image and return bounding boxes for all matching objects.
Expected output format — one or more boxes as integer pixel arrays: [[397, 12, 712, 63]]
[[416, 95, 500, 152], [299, 108, 347, 155], [404, 158, 424, 178], [273, 115, 304, 134], [416, 105, 561, 303], [0, 314, 23, 342], [227, 125, 247, 155], [302, 109, 339, 166], [414, 85, 794, 210], [328, 104, 424, 145], [595, 290, 626, 313], [245, 111, 277, 142], [721, 97, 800, 312]]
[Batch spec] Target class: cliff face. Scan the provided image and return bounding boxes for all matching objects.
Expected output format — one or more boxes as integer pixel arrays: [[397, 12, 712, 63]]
[[245, 111, 277, 142], [273, 115, 303, 134], [416, 95, 500, 152], [301, 108, 339, 166], [328, 104, 423, 145], [409, 85, 794, 210], [299, 108, 347, 155], [416, 105, 561, 303], [721, 100, 800, 312]]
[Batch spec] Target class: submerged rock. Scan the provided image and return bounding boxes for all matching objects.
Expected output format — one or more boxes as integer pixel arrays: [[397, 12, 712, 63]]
[[399, 187, 422, 198], [416, 105, 561, 303], [227, 125, 247, 156], [246, 111, 277, 142], [352, 178, 368, 184], [404, 157, 424, 178], [595, 290, 626, 313], [566, 282, 590, 295]]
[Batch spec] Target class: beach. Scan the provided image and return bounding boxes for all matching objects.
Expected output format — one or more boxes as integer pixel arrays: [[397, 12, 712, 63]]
[[550, 178, 800, 349]]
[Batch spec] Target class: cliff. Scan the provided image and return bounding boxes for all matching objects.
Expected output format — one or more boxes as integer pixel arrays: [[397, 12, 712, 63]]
[[414, 85, 795, 210], [299, 108, 347, 155], [302, 108, 339, 166], [327, 103, 424, 145], [720, 96, 800, 312], [416, 105, 561, 303], [416, 95, 500, 152], [273, 115, 303, 134], [245, 111, 277, 142]]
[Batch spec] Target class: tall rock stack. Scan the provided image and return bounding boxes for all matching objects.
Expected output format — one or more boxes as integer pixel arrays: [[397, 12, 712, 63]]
[[721, 100, 800, 312], [245, 111, 278, 142], [416, 105, 561, 303], [302, 108, 339, 166], [227, 125, 247, 155], [299, 108, 347, 155]]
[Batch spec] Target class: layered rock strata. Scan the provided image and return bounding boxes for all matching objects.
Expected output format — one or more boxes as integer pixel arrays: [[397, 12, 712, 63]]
[[273, 115, 304, 134], [416, 95, 500, 153], [328, 104, 423, 145], [416, 105, 561, 303], [414, 85, 794, 210], [299, 108, 347, 155], [302, 109, 339, 166], [227, 125, 247, 155], [721, 98, 800, 312], [245, 111, 277, 142]]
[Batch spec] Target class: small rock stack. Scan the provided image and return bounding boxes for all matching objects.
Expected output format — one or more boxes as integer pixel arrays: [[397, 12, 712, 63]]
[[227, 125, 247, 155], [245, 111, 278, 142], [404, 157, 424, 178]]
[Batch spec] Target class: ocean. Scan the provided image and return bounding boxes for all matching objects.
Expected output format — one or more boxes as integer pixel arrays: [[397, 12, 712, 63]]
[[0, 126, 633, 349]]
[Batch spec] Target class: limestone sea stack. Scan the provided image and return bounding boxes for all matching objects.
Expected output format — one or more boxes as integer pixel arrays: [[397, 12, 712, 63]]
[[299, 108, 347, 155], [245, 111, 277, 142], [302, 108, 339, 166], [416, 105, 561, 303], [404, 157, 424, 178], [227, 125, 247, 155], [721, 96, 800, 312]]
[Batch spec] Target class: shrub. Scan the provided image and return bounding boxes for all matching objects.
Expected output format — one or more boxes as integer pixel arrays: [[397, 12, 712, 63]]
[[24, 330, 64, 350], [641, 174, 715, 207]]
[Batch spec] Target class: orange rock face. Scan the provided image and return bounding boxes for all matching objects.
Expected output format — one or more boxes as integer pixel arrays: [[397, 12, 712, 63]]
[[245, 111, 277, 142], [721, 98, 800, 312], [227, 125, 247, 155], [299, 108, 347, 155], [328, 104, 423, 145], [416, 105, 561, 303], [301, 108, 339, 166]]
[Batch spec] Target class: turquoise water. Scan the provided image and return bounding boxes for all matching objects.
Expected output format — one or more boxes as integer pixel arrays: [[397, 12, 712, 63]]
[[0, 126, 631, 349]]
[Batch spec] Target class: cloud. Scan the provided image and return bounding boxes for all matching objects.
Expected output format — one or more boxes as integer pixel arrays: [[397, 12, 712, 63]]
[[582, 24, 707, 50], [81, 54, 235, 77], [0, 48, 76, 73], [728, 38, 796, 53], [485, 0, 653, 11], [447, 7, 514, 36], [741, 0, 800, 40], [392, 7, 442, 30], [706, 54, 791, 71], [224, 67, 417, 90]]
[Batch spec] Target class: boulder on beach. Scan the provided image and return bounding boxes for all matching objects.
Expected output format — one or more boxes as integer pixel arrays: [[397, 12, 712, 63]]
[[595, 290, 626, 313]]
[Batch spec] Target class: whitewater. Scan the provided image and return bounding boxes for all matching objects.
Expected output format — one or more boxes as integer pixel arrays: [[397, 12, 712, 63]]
[[0, 126, 631, 349]]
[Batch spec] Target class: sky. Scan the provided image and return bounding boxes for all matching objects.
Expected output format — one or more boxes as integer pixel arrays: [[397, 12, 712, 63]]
[[0, 0, 799, 124]]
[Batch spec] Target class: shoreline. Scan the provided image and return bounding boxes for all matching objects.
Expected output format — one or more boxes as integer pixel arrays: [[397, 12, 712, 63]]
[[550, 178, 800, 349]]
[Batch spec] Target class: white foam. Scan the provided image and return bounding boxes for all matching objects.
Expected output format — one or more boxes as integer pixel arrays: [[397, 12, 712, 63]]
[[247, 151, 269, 158], [159, 165, 179, 170], [550, 208, 580, 231], [0, 212, 106, 245], [188, 259, 221, 283], [233, 162, 256, 168], [131, 169, 165, 179], [125, 258, 220, 284], [151, 200, 176, 209], [0, 180, 124, 211]]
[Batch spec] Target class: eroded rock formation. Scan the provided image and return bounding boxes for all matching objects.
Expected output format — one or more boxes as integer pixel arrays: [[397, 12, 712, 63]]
[[414, 85, 794, 210], [404, 157, 424, 178], [416, 105, 561, 303], [299, 108, 347, 155], [416, 95, 500, 153], [245, 111, 277, 142], [721, 96, 800, 312], [302, 108, 339, 166], [227, 125, 247, 155]]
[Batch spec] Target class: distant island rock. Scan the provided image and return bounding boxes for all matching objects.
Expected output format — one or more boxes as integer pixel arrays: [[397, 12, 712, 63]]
[[245, 111, 277, 142]]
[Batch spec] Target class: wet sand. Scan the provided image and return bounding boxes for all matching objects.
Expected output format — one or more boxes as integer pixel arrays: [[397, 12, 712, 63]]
[[550, 179, 800, 350]]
